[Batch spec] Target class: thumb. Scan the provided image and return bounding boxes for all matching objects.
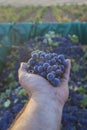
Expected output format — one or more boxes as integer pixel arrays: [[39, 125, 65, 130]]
[[20, 62, 28, 72], [61, 59, 71, 84], [18, 62, 28, 79], [18, 62, 32, 97]]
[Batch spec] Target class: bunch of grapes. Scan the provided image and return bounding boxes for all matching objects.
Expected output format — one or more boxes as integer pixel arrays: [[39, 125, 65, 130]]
[[27, 51, 67, 87]]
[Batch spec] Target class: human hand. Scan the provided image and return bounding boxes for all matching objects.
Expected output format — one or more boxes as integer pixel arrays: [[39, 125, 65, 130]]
[[18, 59, 71, 107]]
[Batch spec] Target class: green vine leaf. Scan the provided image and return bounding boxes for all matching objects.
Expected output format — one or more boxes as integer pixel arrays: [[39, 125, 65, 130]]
[[4, 99, 11, 108], [80, 95, 87, 107]]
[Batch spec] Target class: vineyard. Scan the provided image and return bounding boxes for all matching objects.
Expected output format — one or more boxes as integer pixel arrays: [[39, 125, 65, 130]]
[[0, 4, 87, 130], [0, 5, 87, 22]]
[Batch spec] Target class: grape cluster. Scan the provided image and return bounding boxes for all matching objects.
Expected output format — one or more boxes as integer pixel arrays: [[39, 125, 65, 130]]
[[0, 103, 24, 130], [62, 90, 87, 130], [0, 110, 14, 130], [27, 51, 67, 87]]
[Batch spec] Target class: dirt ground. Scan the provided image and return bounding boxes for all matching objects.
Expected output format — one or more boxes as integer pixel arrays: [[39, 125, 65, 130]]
[[0, 0, 87, 6]]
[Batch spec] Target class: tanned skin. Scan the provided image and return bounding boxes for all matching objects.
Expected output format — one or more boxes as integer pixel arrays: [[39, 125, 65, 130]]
[[10, 59, 71, 130]]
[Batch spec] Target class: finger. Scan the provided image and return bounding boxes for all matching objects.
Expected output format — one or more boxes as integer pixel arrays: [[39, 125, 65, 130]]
[[19, 62, 28, 73], [18, 62, 28, 78], [20, 62, 28, 72], [18, 63, 32, 96], [61, 59, 71, 83], [18, 62, 29, 87]]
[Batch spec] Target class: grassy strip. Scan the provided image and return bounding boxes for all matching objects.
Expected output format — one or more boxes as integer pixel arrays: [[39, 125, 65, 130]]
[[0, 6, 37, 22], [51, 6, 71, 22], [57, 4, 87, 21], [0, 5, 87, 22], [27, 6, 47, 22]]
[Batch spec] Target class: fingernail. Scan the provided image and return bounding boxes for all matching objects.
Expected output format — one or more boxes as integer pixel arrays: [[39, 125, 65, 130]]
[[66, 59, 70, 64], [65, 59, 70, 67], [20, 62, 26, 68]]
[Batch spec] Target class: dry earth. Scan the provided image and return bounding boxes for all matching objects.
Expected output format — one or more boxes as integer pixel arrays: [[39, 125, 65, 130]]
[[0, 0, 87, 6], [42, 7, 57, 22]]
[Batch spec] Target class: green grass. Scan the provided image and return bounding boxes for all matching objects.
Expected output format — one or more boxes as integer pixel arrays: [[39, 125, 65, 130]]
[[51, 6, 71, 22], [27, 6, 47, 22], [0, 4, 87, 22]]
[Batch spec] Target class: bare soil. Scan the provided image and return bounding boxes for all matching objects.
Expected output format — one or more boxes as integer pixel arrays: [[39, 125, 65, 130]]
[[42, 7, 57, 22]]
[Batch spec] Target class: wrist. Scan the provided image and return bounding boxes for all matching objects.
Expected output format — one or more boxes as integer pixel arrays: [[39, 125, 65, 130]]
[[22, 92, 63, 130], [31, 92, 64, 112]]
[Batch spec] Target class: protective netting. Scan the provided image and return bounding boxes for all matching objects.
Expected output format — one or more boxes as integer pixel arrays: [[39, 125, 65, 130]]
[[0, 22, 87, 71]]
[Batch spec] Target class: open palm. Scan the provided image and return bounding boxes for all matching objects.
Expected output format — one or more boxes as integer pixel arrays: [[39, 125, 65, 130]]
[[18, 59, 71, 106]]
